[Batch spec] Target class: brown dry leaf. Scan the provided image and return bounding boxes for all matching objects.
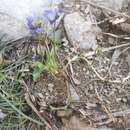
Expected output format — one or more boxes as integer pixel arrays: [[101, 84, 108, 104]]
[[37, 44, 46, 56], [61, 115, 113, 130], [0, 53, 11, 65]]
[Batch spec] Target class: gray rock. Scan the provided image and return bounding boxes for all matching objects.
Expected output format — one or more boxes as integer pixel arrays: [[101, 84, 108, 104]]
[[91, 0, 128, 11], [68, 83, 80, 101], [0, 13, 30, 40], [64, 12, 101, 50], [0, 0, 62, 40]]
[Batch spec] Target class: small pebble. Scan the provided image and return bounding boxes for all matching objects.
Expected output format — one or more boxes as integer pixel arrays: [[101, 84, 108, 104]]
[[70, 47, 76, 52], [89, 85, 93, 90], [73, 78, 81, 85], [83, 68, 86, 71], [86, 103, 97, 108], [48, 83, 54, 92], [75, 73, 79, 76], [104, 89, 108, 94], [116, 98, 122, 102], [118, 89, 122, 93], [76, 4, 80, 9], [37, 93, 44, 99], [64, 49, 69, 53], [62, 37, 69, 46], [122, 98, 127, 103]]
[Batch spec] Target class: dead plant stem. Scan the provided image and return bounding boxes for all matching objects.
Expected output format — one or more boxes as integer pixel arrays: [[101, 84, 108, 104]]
[[82, 0, 130, 18]]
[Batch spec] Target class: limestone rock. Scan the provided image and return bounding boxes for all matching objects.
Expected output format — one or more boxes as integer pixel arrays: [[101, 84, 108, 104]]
[[64, 12, 101, 50], [0, 0, 62, 40], [0, 13, 30, 40], [68, 83, 80, 101]]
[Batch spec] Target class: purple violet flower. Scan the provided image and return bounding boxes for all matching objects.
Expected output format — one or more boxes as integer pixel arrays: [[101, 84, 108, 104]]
[[26, 16, 43, 33], [43, 8, 64, 24], [58, 8, 64, 16], [43, 9, 57, 24]]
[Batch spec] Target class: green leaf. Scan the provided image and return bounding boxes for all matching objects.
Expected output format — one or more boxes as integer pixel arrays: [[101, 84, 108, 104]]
[[0, 73, 6, 83], [32, 61, 45, 80], [45, 49, 58, 74]]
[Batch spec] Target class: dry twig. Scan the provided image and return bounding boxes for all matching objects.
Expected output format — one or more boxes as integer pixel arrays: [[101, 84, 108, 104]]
[[82, 0, 130, 18], [95, 87, 115, 122], [22, 80, 52, 129], [96, 109, 130, 121]]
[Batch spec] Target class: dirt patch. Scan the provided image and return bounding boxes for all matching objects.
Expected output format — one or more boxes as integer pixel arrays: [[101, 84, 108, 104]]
[[2, 0, 130, 130]]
